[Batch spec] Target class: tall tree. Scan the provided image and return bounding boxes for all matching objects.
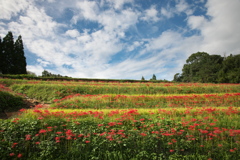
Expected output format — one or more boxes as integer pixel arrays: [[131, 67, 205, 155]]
[[218, 54, 240, 83], [14, 35, 27, 74], [0, 37, 2, 73], [2, 31, 15, 74], [151, 74, 157, 81], [181, 52, 224, 83]]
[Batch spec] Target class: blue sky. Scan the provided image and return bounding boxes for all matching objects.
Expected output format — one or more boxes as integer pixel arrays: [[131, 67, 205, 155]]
[[1, 0, 240, 80]]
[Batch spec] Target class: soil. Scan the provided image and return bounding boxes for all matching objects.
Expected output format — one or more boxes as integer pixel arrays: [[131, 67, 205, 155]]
[[0, 84, 51, 119], [0, 97, 50, 119]]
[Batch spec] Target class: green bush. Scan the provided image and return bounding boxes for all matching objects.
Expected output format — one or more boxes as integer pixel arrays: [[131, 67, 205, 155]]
[[0, 91, 25, 112]]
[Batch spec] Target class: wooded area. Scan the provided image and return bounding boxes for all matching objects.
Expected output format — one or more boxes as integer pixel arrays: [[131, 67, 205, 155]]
[[174, 52, 240, 83], [0, 31, 27, 74]]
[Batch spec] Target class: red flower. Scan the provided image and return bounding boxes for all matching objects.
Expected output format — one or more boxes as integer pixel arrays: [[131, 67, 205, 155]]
[[39, 129, 47, 134], [140, 133, 147, 136], [170, 149, 174, 152], [85, 141, 90, 143], [12, 143, 18, 148], [230, 149, 235, 152], [35, 142, 40, 144], [9, 153, 15, 156], [17, 153, 22, 158], [25, 134, 31, 141]]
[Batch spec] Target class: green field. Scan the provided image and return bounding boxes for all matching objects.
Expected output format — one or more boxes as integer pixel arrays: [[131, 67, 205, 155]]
[[0, 79, 239, 160]]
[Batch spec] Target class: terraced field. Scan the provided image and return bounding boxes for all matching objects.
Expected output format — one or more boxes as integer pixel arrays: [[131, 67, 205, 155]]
[[0, 79, 239, 159]]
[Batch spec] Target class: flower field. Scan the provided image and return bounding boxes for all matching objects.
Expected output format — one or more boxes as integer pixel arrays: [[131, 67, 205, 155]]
[[0, 79, 240, 160]]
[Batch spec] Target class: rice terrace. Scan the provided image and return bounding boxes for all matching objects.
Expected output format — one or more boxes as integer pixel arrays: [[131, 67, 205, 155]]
[[0, 77, 239, 160]]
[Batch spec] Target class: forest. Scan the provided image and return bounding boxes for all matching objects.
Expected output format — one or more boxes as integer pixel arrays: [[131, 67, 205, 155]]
[[174, 52, 240, 83]]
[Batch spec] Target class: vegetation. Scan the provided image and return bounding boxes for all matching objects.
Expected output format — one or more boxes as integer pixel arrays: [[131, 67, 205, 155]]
[[0, 78, 239, 159], [0, 31, 27, 74], [174, 52, 240, 83]]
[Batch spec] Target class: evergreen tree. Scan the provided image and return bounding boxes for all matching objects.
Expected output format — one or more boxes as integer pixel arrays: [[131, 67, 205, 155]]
[[2, 31, 15, 74], [14, 35, 27, 74], [151, 74, 157, 81], [141, 76, 145, 81], [1, 32, 27, 74], [0, 37, 2, 74]]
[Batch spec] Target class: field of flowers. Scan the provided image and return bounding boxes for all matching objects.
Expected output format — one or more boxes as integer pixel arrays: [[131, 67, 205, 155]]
[[0, 79, 240, 160]]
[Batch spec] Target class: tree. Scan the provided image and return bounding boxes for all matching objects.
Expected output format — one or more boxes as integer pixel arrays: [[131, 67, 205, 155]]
[[217, 54, 240, 83], [150, 74, 157, 81], [141, 76, 145, 81], [181, 52, 224, 83], [1, 31, 15, 74], [27, 70, 37, 77], [14, 35, 27, 74], [0, 37, 2, 74], [1, 32, 27, 74], [173, 73, 182, 82]]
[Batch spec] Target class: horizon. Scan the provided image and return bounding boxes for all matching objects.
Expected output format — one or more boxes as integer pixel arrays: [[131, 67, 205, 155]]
[[1, 0, 240, 80]]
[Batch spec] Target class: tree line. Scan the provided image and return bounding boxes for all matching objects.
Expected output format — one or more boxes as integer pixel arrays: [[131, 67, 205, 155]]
[[174, 52, 240, 83], [0, 31, 27, 74]]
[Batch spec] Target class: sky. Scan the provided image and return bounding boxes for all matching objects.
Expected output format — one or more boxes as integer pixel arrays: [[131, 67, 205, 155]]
[[0, 0, 240, 80]]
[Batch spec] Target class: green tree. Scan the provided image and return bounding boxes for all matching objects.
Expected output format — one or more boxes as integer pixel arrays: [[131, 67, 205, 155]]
[[1, 32, 27, 74], [181, 52, 223, 83], [2, 31, 15, 74], [141, 76, 145, 81], [150, 74, 157, 81], [14, 35, 27, 74], [218, 54, 240, 83], [173, 73, 182, 82], [0, 37, 2, 74]]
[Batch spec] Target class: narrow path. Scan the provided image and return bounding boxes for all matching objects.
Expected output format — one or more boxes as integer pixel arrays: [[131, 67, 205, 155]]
[[1, 83, 52, 119]]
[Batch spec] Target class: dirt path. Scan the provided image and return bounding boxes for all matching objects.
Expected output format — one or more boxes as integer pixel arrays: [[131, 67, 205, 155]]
[[1, 83, 51, 119], [0, 97, 51, 119]]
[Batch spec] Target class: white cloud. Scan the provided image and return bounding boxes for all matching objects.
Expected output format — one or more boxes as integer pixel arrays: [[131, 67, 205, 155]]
[[187, 15, 206, 30], [141, 5, 160, 22], [72, 0, 99, 23], [193, 0, 240, 55], [175, 0, 193, 15], [0, 0, 30, 20], [37, 59, 50, 67], [27, 65, 44, 76], [65, 29, 80, 38], [2, 0, 240, 81], [127, 41, 143, 52], [105, 0, 133, 10], [161, 8, 174, 19]]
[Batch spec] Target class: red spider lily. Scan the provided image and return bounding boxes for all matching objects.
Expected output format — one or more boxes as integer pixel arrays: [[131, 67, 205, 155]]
[[169, 149, 174, 152], [25, 134, 31, 141], [39, 129, 47, 134], [140, 133, 147, 136], [85, 141, 90, 143], [9, 153, 15, 156], [12, 143, 18, 148], [19, 108, 26, 112], [78, 134, 84, 137], [17, 153, 22, 158], [35, 142, 40, 144]]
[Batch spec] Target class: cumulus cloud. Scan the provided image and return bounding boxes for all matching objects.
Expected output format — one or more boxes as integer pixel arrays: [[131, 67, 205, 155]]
[[190, 0, 240, 55], [141, 5, 160, 22], [105, 0, 133, 10], [0, 0, 30, 20], [1, 0, 239, 80], [65, 29, 80, 38]]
